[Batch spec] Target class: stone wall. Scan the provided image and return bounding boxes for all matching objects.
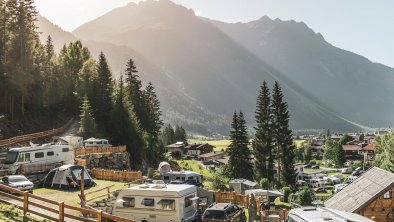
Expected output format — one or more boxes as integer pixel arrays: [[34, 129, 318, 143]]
[[84, 152, 130, 170]]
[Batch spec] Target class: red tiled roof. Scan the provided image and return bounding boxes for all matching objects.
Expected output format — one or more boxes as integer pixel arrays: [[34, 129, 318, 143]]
[[363, 144, 375, 151]]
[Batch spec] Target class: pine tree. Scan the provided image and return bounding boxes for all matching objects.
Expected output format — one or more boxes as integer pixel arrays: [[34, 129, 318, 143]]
[[253, 81, 274, 182], [228, 111, 253, 180], [175, 125, 187, 143], [91, 51, 113, 134], [271, 82, 296, 188], [162, 124, 175, 145], [143, 82, 163, 138], [79, 95, 96, 137]]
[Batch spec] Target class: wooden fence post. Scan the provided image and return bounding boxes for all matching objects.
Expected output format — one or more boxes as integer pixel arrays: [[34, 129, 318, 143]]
[[107, 187, 111, 199], [23, 192, 28, 215], [97, 210, 103, 222], [59, 201, 64, 222]]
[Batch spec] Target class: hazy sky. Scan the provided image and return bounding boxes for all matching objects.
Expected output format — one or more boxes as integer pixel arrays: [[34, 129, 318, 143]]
[[34, 0, 394, 67]]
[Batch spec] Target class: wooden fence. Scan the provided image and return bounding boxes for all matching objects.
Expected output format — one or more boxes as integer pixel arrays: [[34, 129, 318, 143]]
[[215, 191, 250, 207], [89, 169, 142, 182], [0, 118, 74, 147], [0, 184, 136, 222], [74, 146, 127, 157]]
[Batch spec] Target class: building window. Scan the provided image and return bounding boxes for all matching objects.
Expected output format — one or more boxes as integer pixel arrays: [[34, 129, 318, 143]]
[[47, 151, 54, 156], [121, 197, 135, 207], [159, 199, 175, 211], [62, 148, 69, 152], [35, 152, 44, 158], [384, 191, 391, 199], [141, 198, 154, 206]]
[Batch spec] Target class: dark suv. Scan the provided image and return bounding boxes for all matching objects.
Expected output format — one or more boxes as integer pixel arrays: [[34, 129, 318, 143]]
[[202, 203, 244, 222]]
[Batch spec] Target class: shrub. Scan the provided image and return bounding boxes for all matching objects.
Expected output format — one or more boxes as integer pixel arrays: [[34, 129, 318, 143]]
[[309, 160, 316, 165], [260, 178, 269, 189], [282, 187, 292, 202], [297, 187, 315, 206]]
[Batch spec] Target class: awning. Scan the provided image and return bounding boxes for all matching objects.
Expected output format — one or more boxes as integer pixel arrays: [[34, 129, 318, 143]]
[[188, 196, 199, 201]]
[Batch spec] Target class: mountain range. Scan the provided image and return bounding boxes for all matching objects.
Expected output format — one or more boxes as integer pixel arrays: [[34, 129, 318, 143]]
[[36, 0, 394, 135]]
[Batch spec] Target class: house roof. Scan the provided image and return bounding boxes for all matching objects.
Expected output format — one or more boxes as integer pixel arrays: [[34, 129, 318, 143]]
[[363, 144, 375, 151], [229, 179, 258, 187], [198, 151, 224, 158], [215, 156, 230, 165], [342, 145, 362, 151], [324, 167, 394, 212]]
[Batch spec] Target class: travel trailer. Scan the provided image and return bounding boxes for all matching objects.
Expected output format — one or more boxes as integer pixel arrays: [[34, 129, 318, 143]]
[[83, 138, 111, 147], [113, 183, 199, 222], [161, 171, 203, 185], [0, 143, 73, 175]]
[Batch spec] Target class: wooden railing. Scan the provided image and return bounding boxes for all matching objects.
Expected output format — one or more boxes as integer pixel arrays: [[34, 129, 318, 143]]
[[74, 146, 127, 157], [215, 191, 250, 207], [0, 118, 74, 147], [84, 185, 114, 203], [0, 183, 136, 222], [89, 169, 142, 182]]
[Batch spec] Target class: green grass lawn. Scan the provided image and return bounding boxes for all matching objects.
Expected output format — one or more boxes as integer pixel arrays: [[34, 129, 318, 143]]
[[33, 179, 130, 207], [187, 139, 231, 151]]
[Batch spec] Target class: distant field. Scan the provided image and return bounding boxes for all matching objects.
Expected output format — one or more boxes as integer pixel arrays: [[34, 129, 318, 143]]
[[188, 139, 231, 151], [294, 140, 306, 148]]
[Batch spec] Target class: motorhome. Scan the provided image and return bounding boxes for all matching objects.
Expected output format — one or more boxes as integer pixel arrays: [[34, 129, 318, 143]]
[[286, 207, 373, 222], [0, 143, 73, 175], [112, 183, 199, 222], [83, 138, 111, 147], [161, 171, 203, 185]]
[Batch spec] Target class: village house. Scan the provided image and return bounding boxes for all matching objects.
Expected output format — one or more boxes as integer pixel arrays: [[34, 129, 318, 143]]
[[198, 151, 225, 162], [184, 143, 214, 156], [166, 141, 186, 158], [325, 167, 394, 222]]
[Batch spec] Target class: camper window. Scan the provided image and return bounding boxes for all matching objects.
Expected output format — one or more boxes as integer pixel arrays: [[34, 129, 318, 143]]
[[141, 198, 154, 206], [47, 151, 54, 156], [62, 148, 69, 152], [35, 152, 44, 158], [185, 196, 194, 208], [188, 176, 193, 180], [158, 199, 175, 211], [17, 154, 24, 162], [122, 197, 135, 207], [25, 153, 30, 161], [164, 176, 170, 180], [181, 177, 185, 181]]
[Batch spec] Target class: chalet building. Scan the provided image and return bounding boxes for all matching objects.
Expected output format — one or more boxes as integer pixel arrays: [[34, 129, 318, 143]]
[[342, 144, 375, 160], [325, 167, 394, 222], [214, 156, 230, 166], [198, 151, 225, 162], [166, 141, 186, 158], [184, 143, 214, 156]]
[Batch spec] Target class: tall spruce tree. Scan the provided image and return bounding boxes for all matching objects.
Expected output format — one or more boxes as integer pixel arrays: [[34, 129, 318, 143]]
[[162, 124, 175, 145], [79, 95, 96, 137], [91, 51, 113, 134], [253, 81, 274, 182], [174, 125, 187, 143], [271, 82, 296, 188], [228, 111, 253, 180], [143, 82, 163, 138]]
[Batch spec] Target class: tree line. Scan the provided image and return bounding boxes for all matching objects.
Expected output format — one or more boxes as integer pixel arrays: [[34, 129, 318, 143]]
[[226, 81, 297, 189], [0, 0, 164, 169]]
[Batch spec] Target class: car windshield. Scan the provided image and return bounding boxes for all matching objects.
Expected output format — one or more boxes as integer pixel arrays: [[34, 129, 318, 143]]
[[4, 151, 19, 164], [8, 176, 29, 183], [204, 210, 226, 219]]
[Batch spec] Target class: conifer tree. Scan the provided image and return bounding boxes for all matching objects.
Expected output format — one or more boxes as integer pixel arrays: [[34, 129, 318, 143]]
[[79, 95, 96, 137], [162, 124, 175, 145], [175, 125, 187, 143], [143, 82, 163, 138], [253, 81, 274, 182], [228, 111, 253, 180], [271, 82, 296, 188]]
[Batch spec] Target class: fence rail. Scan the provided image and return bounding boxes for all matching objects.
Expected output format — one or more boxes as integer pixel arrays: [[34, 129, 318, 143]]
[[89, 169, 142, 182], [0, 183, 136, 222], [0, 118, 74, 147], [215, 191, 250, 207], [74, 146, 127, 157]]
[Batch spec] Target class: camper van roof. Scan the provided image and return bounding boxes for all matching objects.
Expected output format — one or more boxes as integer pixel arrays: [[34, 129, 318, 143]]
[[84, 138, 108, 142], [163, 171, 202, 176], [289, 207, 373, 222], [9, 144, 70, 152], [126, 184, 196, 197]]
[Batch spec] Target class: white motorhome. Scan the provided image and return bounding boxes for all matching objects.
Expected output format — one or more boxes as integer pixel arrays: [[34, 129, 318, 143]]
[[286, 207, 373, 222], [83, 138, 111, 147], [0, 143, 73, 175], [113, 184, 199, 222], [161, 171, 202, 184]]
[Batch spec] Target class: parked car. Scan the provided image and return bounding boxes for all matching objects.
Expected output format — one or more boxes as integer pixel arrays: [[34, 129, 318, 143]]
[[340, 167, 353, 174], [334, 183, 347, 193], [314, 187, 326, 193], [0, 175, 34, 193], [352, 170, 364, 177], [311, 165, 320, 169], [304, 164, 312, 168], [202, 203, 245, 222]]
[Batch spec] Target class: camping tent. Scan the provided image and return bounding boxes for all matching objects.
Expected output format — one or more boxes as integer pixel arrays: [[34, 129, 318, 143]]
[[158, 161, 171, 173], [42, 165, 96, 189]]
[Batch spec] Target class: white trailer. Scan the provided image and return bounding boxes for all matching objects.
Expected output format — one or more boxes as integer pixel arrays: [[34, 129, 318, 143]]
[[0, 143, 74, 175], [161, 171, 202, 184], [113, 184, 199, 222]]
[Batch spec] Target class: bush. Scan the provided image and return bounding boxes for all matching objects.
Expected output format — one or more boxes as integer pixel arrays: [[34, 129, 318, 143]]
[[260, 178, 269, 189], [282, 187, 292, 202], [309, 160, 317, 165], [297, 187, 315, 206]]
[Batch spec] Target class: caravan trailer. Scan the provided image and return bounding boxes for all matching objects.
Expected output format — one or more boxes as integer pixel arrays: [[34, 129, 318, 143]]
[[0, 143, 73, 175], [113, 184, 199, 222], [161, 171, 203, 185], [83, 138, 111, 147]]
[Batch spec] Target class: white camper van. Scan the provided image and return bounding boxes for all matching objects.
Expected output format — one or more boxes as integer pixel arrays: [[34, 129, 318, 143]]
[[113, 184, 199, 222], [83, 138, 111, 147], [161, 171, 203, 185], [0, 143, 73, 175]]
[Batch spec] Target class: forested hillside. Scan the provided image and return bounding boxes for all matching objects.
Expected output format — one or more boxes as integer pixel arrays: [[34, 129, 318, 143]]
[[0, 0, 164, 168]]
